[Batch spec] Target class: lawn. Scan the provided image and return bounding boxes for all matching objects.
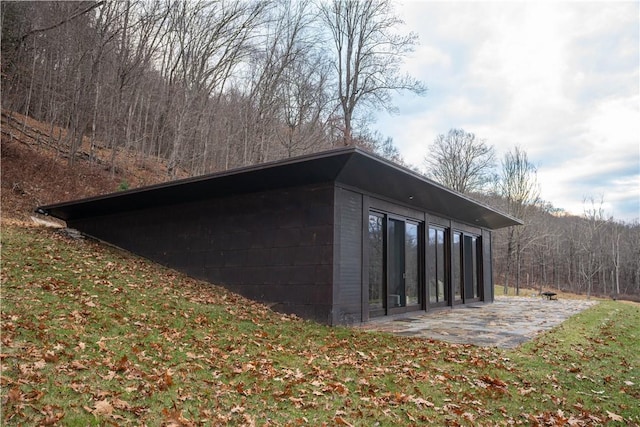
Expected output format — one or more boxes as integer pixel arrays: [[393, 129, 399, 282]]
[[1, 223, 639, 426]]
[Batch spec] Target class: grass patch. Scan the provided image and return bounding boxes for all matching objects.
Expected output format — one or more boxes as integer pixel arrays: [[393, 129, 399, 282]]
[[494, 284, 606, 300], [2, 223, 639, 425]]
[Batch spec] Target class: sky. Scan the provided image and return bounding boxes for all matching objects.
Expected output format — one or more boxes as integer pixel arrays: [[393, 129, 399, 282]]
[[373, 1, 639, 222]]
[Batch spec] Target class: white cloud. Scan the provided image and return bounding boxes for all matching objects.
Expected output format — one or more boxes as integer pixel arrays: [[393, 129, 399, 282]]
[[375, 1, 640, 221], [407, 44, 452, 71], [588, 96, 640, 150]]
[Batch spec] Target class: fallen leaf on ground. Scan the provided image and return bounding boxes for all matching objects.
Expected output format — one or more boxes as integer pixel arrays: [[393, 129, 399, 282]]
[[607, 411, 623, 422], [334, 415, 353, 426], [91, 399, 114, 416]]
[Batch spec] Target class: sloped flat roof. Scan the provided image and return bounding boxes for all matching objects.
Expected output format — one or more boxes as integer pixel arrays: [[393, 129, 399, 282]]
[[36, 147, 522, 230]]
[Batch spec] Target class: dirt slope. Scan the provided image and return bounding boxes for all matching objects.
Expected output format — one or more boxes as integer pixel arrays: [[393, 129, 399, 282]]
[[1, 110, 186, 222]]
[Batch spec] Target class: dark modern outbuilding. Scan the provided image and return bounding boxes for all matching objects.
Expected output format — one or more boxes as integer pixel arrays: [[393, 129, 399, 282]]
[[37, 147, 521, 325]]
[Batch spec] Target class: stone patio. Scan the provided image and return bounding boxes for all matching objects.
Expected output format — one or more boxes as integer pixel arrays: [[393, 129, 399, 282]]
[[357, 296, 598, 348]]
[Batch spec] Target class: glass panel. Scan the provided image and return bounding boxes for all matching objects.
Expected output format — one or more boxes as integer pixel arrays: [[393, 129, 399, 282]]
[[436, 229, 446, 302], [464, 235, 474, 300], [472, 237, 479, 298], [429, 227, 448, 304], [405, 223, 419, 306], [453, 232, 462, 301], [368, 214, 384, 311], [388, 219, 404, 308], [428, 228, 437, 303]]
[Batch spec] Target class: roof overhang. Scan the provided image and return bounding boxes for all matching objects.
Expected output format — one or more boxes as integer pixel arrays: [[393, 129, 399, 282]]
[[36, 147, 522, 230]]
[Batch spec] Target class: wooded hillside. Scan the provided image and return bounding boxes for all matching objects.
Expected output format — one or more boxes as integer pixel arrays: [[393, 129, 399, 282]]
[[486, 193, 640, 300], [2, 1, 638, 299], [2, 0, 410, 175]]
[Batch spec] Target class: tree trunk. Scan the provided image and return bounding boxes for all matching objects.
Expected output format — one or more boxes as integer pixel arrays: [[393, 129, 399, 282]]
[[515, 245, 521, 296]]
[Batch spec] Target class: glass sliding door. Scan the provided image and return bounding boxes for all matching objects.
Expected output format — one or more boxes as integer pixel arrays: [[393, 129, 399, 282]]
[[428, 227, 448, 306], [462, 235, 482, 302], [368, 213, 385, 316], [427, 227, 483, 307], [368, 212, 423, 317]]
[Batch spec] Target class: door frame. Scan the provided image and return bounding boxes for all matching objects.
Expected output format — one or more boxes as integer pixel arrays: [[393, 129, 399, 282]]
[[427, 225, 450, 308], [365, 210, 424, 318], [437, 228, 484, 307], [462, 233, 483, 303]]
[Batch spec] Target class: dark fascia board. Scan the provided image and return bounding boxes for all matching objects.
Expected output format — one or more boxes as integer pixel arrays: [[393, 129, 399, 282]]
[[36, 147, 522, 230], [336, 150, 522, 229], [35, 147, 355, 221]]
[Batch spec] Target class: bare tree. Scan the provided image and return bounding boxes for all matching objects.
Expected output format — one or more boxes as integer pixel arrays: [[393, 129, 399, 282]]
[[424, 128, 496, 194], [610, 221, 622, 297], [56, 1, 116, 165], [102, 0, 172, 172], [354, 128, 403, 164], [276, 50, 332, 158], [577, 197, 607, 299], [499, 146, 540, 295], [626, 221, 640, 295], [15, 1, 105, 46], [159, 0, 267, 176], [245, 0, 330, 163], [319, 0, 426, 145], [1, 1, 109, 161]]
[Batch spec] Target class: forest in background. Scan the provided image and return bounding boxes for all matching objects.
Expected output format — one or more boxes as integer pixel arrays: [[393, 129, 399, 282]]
[[2, 0, 411, 175], [2, 1, 639, 298]]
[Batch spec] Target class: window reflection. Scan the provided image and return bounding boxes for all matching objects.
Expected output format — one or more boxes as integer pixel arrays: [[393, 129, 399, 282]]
[[388, 219, 404, 307], [368, 214, 384, 310], [472, 236, 479, 299], [405, 223, 419, 306], [429, 227, 447, 304], [453, 232, 462, 301]]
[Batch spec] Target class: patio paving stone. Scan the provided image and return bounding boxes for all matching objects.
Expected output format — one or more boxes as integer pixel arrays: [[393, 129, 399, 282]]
[[356, 296, 597, 348]]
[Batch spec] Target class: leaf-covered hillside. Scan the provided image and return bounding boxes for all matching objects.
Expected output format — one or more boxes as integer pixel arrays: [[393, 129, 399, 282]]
[[1, 223, 639, 425]]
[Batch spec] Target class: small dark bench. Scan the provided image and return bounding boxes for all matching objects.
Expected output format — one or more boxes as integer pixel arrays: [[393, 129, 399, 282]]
[[541, 291, 557, 300]]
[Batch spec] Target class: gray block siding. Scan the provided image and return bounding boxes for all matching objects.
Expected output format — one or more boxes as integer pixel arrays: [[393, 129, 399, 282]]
[[69, 183, 336, 323], [332, 187, 364, 325]]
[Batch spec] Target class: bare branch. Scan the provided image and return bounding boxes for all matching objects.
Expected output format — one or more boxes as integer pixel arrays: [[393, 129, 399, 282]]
[[19, 1, 106, 46]]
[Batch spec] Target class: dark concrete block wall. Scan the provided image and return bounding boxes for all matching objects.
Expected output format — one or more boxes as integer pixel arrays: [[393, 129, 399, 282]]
[[69, 183, 336, 323], [332, 187, 364, 325], [482, 229, 493, 303]]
